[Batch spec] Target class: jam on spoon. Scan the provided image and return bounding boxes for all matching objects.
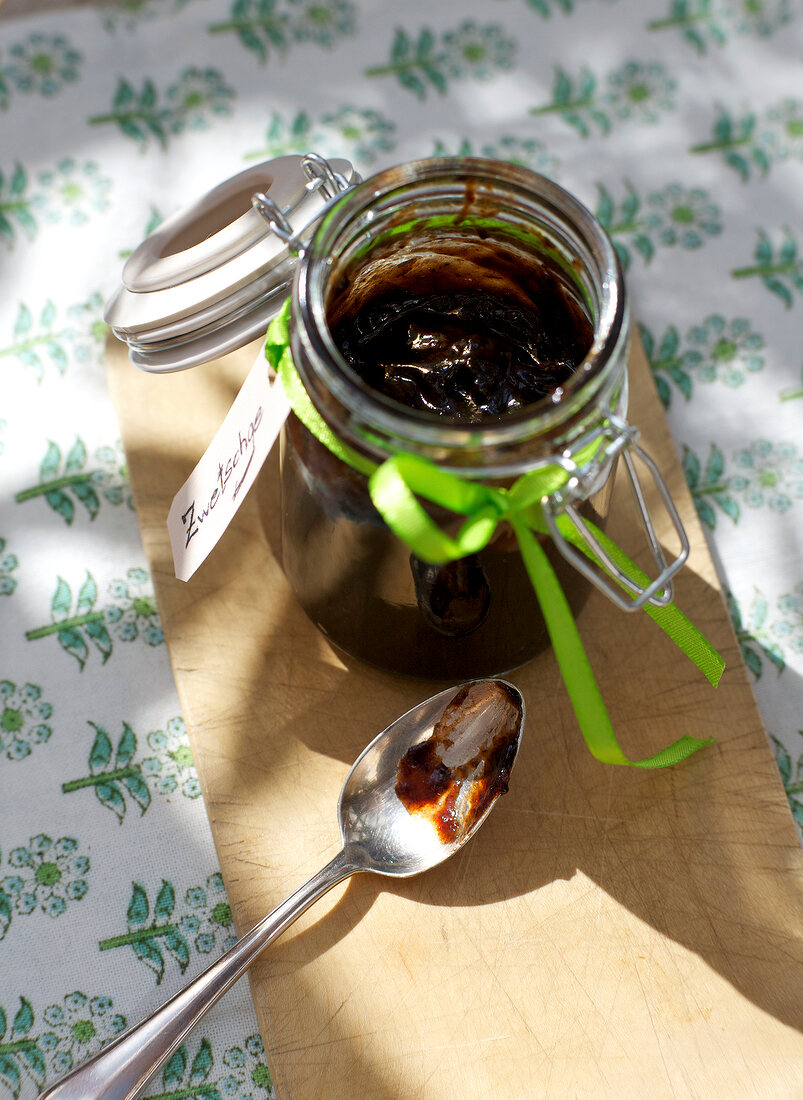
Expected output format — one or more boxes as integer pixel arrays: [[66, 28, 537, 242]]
[[396, 679, 523, 843]]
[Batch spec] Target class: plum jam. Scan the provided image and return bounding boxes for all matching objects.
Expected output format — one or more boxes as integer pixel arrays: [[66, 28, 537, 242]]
[[330, 259, 593, 422], [280, 158, 630, 678]]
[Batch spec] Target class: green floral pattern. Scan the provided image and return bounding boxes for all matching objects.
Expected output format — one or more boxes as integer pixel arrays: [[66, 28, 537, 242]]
[[772, 730, 803, 830], [25, 568, 164, 669], [641, 181, 723, 249], [0, 164, 35, 244], [245, 104, 396, 163], [731, 228, 803, 308], [99, 873, 236, 983], [139, 717, 202, 800], [774, 583, 803, 654], [1, 836, 90, 939], [104, 569, 164, 646], [0, 540, 18, 598], [286, 0, 355, 46], [181, 873, 237, 954], [0, 682, 53, 762], [39, 992, 126, 1080], [16, 438, 130, 521], [595, 180, 722, 268], [140, 1032, 275, 1099], [432, 134, 559, 177], [62, 716, 200, 820], [648, 0, 793, 53], [208, 0, 356, 62], [365, 22, 516, 98], [34, 159, 112, 227], [218, 1034, 275, 1099], [0, 992, 127, 1097], [90, 68, 235, 148], [531, 59, 676, 135], [684, 439, 803, 529], [0, 162, 112, 249], [0, 296, 107, 381], [727, 587, 787, 678], [0, 997, 48, 1096], [691, 98, 803, 179], [640, 315, 764, 406], [0, 991, 276, 1099], [515, 0, 625, 17], [99, 0, 193, 33], [0, 33, 82, 107]]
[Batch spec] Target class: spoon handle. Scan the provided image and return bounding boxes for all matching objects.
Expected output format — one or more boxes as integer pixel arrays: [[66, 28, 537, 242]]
[[38, 848, 359, 1100]]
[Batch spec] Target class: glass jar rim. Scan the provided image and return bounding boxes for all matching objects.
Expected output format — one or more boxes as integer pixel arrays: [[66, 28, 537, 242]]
[[293, 156, 628, 455]]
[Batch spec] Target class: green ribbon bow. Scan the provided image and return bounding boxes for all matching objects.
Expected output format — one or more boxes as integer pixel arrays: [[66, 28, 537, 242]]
[[265, 300, 723, 769]]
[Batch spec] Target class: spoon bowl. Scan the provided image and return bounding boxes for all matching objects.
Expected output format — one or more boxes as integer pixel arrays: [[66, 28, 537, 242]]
[[40, 678, 524, 1100], [341, 679, 524, 875]]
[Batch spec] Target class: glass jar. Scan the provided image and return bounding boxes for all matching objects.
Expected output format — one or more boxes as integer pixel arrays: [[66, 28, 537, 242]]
[[281, 157, 665, 680], [106, 153, 688, 681]]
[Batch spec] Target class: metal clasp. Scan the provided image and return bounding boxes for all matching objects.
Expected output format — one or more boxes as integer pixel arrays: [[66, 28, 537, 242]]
[[542, 413, 690, 612], [251, 152, 356, 254], [250, 190, 295, 244], [300, 151, 352, 198]]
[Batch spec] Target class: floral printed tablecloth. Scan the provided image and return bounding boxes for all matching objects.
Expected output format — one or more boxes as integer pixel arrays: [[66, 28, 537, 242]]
[[0, 0, 801, 1096]]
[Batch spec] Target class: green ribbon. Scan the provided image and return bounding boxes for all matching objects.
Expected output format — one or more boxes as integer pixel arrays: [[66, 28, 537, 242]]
[[265, 300, 723, 768]]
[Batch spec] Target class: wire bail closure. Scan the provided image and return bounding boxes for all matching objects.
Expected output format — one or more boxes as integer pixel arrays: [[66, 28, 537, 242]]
[[542, 413, 690, 611], [300, 151, 352, 198], [251, 152, 356, 255]]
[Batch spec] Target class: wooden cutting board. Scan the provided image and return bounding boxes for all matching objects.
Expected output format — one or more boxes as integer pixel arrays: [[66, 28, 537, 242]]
[[106, 329, 803, 1099]]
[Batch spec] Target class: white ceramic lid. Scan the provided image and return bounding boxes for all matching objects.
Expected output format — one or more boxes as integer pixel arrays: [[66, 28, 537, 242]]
[[104, 154, 357, 373]]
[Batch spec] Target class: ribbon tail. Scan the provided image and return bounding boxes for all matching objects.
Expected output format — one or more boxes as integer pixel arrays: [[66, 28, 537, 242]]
[[512, 519, 714, 768], [555, 514, 725, 689]]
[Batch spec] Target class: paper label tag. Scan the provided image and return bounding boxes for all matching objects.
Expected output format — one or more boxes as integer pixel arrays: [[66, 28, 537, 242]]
[[167, 349, 290, 582]]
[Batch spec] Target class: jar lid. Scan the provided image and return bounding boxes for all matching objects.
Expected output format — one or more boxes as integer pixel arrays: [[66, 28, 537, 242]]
[[104, 153, 358, 373]]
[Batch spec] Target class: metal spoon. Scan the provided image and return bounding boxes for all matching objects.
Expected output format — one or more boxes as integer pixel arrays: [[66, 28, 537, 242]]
[[40, 678, 524, 1100]]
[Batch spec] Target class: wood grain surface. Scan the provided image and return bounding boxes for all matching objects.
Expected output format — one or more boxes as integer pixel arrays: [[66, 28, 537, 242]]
[[106, 329, 803, 1099]]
